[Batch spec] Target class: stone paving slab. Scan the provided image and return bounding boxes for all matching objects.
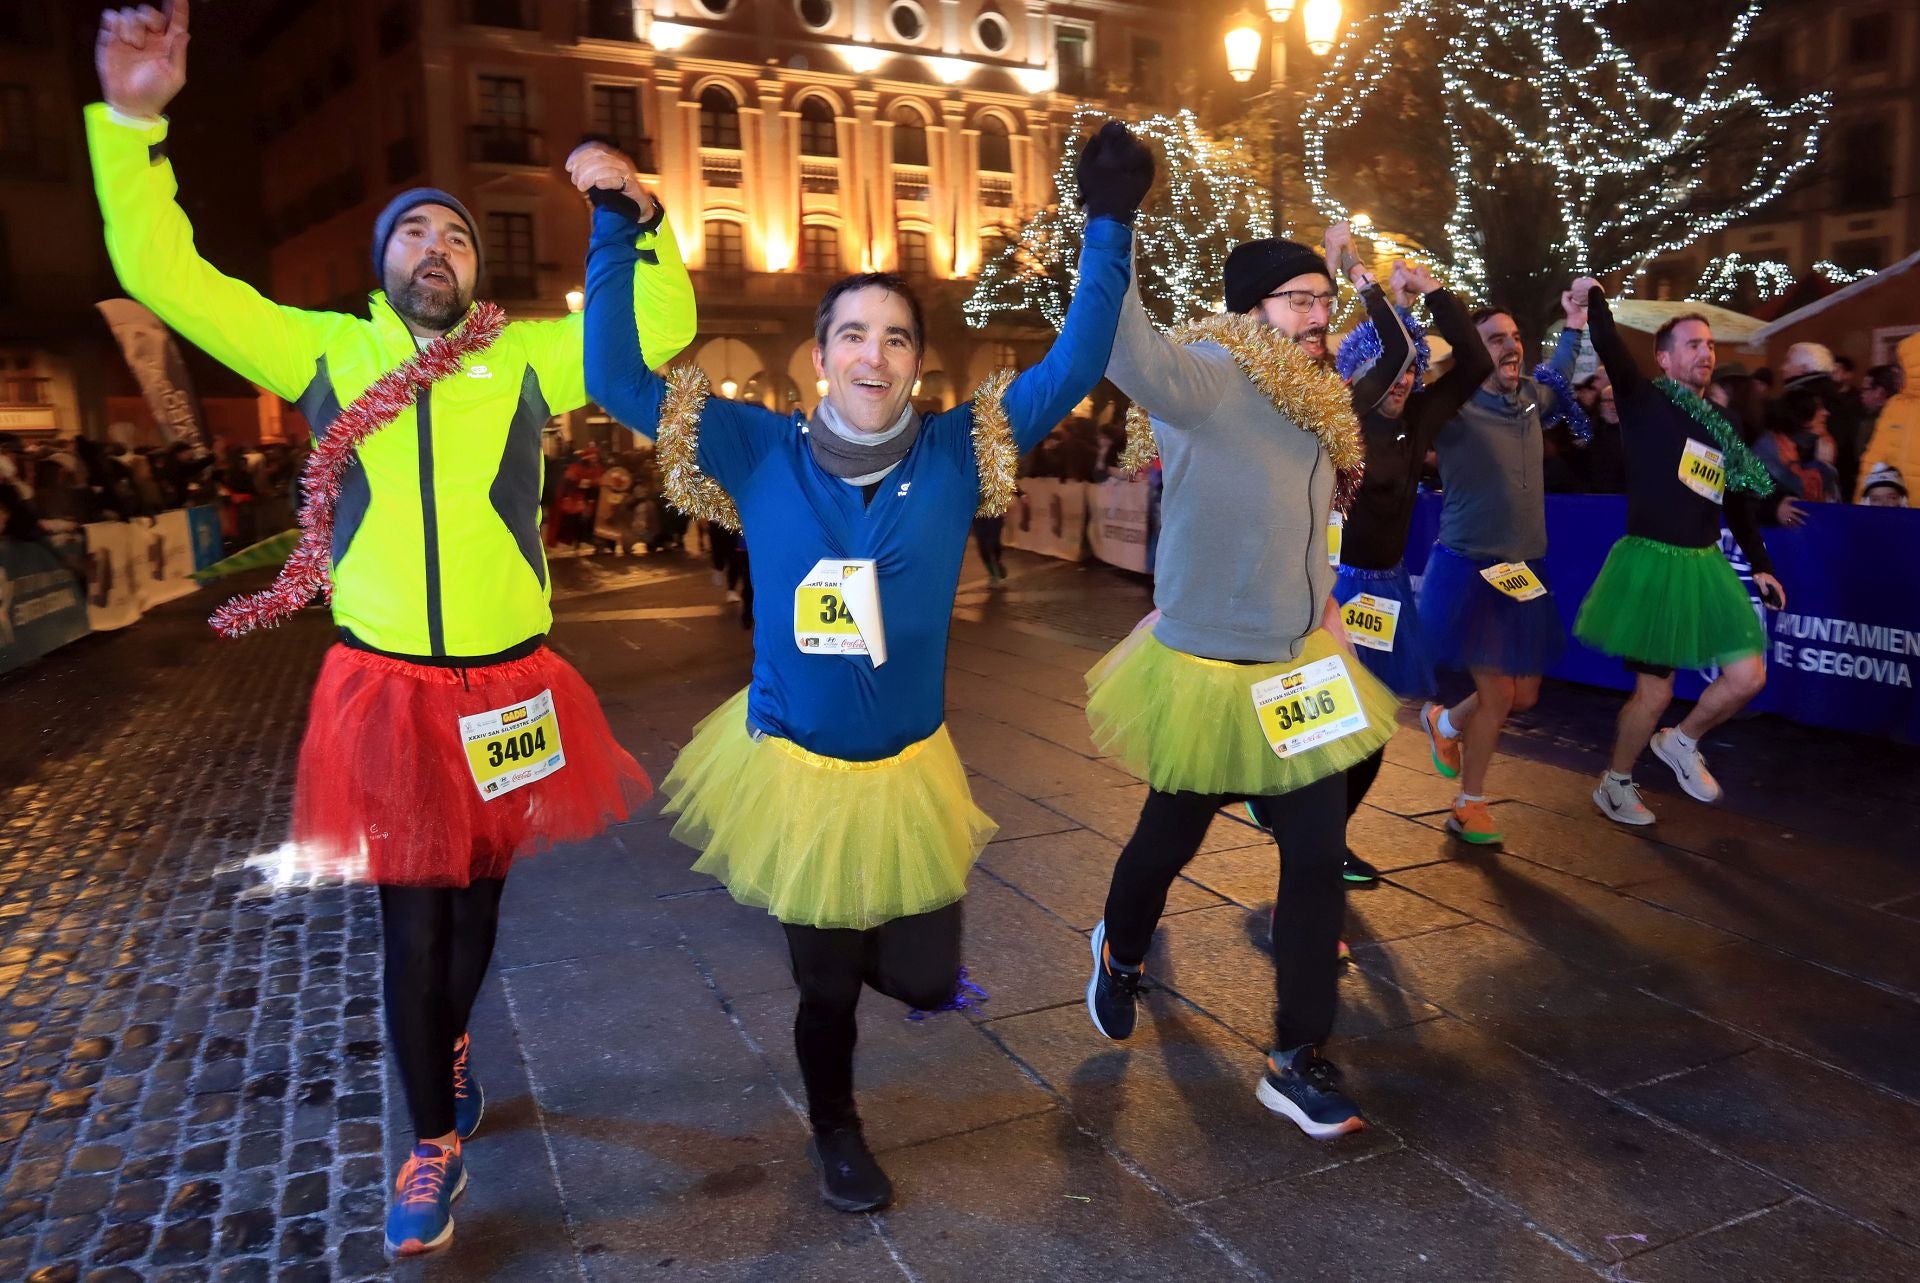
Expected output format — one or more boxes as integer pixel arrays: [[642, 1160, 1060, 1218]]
[[1351, 923, 1756, 1092], [1624, 1047, 1920, 1245], [1192, 1147, 1599, 1282]]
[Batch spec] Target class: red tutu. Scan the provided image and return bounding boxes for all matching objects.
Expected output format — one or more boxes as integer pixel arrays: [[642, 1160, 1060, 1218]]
[[290, 645, 652, 886]]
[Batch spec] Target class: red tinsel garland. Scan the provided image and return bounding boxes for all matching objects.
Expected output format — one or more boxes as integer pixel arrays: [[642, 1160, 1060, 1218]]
[[209, 302, 508, 638]]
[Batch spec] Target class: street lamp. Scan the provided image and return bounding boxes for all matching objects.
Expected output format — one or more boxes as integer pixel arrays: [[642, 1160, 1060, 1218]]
[[1264, 0, 1297, 20], [1224, 12, 1263, 83], [565, 288, 584, 313], [1302, 0, 1343, 55]]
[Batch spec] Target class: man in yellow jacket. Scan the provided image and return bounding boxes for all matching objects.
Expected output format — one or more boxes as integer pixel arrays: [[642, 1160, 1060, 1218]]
[[90, 1, 695, 1257], [1857, 333, 1920, 501]]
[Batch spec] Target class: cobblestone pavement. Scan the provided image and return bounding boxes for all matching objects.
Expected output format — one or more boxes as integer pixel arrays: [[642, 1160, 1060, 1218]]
[[4, 547, 1919, 1283]]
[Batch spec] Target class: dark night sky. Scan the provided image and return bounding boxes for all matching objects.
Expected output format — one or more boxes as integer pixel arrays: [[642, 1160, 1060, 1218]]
[[51, 0, 280, 394]]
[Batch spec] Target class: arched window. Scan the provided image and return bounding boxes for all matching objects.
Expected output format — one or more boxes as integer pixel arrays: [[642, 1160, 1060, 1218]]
[[978, 115, 1012, 174], [704, 219, 744, 269], [891, 105, 928, 167], [897, 229, 930, 276], [799, 96, 837, 158], [801, 223, 841, 273], [699, 85, 741, 149]]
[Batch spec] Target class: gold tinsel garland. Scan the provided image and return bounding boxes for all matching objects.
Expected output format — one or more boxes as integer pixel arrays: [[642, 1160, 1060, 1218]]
[[970, 368, 1018, 517], [656, 363, 742, 531], [1118, 313, 1365, 510]]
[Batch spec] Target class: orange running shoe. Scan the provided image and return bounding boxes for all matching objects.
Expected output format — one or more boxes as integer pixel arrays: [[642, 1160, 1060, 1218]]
[[1422, 702, 1462, 779], [1446, 797, 1503, 846]]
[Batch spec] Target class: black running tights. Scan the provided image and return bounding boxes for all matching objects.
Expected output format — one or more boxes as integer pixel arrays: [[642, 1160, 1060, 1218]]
[[1103, 772, 1346, 1051], [1346, 746, 1386, 818], [783, 901, 964, 1132], [379, 878, 507, 1140]]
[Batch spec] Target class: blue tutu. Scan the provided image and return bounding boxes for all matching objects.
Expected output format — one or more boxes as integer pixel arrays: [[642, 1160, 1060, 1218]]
[[1416, 543, 1566, 676], [1333, 562, 1437, 700]]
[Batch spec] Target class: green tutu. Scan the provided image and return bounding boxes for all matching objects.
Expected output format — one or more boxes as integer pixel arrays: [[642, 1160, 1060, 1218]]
[[1573, 536, 1766, 670]]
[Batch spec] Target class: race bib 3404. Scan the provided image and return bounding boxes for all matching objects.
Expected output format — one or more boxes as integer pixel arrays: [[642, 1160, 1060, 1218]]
[[460, 689, 566, 802]]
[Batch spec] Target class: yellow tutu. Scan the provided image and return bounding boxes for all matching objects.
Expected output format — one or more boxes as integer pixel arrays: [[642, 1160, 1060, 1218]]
[[1086, 624, 1399, 797], [661, 690, 996, 930]]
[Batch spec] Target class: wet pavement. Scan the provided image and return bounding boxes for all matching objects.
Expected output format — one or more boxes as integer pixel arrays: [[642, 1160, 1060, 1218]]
[[3, 544, 1918, 1283]]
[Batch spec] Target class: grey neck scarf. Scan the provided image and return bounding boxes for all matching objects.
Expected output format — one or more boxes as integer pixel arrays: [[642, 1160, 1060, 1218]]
[[807, 398, 921, 487]]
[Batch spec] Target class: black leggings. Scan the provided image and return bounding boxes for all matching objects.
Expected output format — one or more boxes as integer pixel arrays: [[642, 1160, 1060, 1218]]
[[1103, 772, 1346, 1051], [379, 879, 507, 1140], [1345, 746, 1386, 819], [783, 901, 963, 1132], [972, 516, 1005, 570]]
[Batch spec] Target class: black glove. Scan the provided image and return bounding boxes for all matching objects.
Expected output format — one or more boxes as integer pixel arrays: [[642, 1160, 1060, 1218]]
[[1076, 121, 1154, 223]]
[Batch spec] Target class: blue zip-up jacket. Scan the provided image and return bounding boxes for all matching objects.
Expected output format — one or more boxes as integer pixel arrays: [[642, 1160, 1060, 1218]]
[[585, 207, 1133, 760]]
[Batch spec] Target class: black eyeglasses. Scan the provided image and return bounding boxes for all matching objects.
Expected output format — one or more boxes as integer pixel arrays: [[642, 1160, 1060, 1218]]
[[1265, 289, 1338, 314]]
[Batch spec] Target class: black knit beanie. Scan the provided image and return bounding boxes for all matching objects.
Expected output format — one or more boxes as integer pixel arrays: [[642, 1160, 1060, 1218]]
[[1223, 239, 1331, 315]]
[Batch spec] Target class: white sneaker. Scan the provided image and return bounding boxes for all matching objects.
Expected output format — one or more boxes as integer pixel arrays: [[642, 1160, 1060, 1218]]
[[1650, 730, 1722, 803], [1592, 774, 1656, 826]]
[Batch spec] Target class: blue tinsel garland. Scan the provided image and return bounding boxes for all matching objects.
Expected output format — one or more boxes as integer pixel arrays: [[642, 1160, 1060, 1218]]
[[1530, 363, 1592, 443], [1336, 306, 1430, 391]]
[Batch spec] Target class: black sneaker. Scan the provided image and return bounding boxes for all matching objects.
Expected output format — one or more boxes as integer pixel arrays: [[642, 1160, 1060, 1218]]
[[1085, 920, 1145, 1041], [1256, 1046, 1366, 1139], [808, 1125, 892, 1212], [1342, 849, 1380, 885]]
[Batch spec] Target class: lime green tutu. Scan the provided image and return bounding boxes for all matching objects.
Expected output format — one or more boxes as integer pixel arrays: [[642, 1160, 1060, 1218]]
[[661, 690, 996, 930], [1086, 624, 1400, 797], [1574, 537, 1766, 670]]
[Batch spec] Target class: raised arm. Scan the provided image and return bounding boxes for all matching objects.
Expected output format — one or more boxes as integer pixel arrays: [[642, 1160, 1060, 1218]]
[[1103, 261, 1237, 431], [1347, 283, 1414, 416], [1403, 283, 1491, 452], [584, 198, 778, 499], [1582, 282, 1642, 398], [88, 2, 348, 400], [525, 143, 697, 414], [1000, 217, 1135, 452]]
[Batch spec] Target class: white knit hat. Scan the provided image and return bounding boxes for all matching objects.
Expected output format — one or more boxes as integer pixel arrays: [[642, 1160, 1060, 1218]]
[[1782, 342, 1836, 381]]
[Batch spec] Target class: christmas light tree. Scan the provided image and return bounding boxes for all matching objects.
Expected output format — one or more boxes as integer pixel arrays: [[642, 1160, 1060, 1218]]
[[1300, 0, 1828, 326], [964, 108, 1272, 333]]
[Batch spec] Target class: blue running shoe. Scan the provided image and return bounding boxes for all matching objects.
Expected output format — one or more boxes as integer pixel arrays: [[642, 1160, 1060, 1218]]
[[453, 1033, 484, 1141], [384, 1141, 466, 1257], [1256, 1046, 1366, 1139]]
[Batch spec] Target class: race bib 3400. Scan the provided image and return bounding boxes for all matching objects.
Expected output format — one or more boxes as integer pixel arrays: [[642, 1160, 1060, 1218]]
[[1479, 561, 1546, 602]]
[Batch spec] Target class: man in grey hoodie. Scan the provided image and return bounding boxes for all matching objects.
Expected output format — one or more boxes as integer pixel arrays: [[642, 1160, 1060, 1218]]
[[1082, 229, 1402, 1139]]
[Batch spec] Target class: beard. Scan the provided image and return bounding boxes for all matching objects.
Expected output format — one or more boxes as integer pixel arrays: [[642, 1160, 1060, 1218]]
[[385, 262, 472, 332]]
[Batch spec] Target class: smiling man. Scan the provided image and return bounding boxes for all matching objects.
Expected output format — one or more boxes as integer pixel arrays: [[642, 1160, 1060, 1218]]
[[1414, 291, 1586, 846], [583, 121, 1153, 1212], [1572, 283, 1785, 825], [88, 1, 693, 1257]]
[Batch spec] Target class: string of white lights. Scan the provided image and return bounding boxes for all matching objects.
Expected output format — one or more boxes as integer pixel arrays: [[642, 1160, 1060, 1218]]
[[964, 107, 1273, 332], [1300, 0, 1828, 303], [1691, 253, 1877, 303]]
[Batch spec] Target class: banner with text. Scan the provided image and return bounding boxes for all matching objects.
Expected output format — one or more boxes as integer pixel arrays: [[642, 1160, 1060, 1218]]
[[1004, 479, 1088, 562], [1404, 494, 1920, 743], [1086, 476, 1152, 573], [0, 540, 90, 675]]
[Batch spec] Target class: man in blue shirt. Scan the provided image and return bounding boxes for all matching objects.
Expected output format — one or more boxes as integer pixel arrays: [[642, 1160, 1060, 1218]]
[[581, 123, 1151, 1212]]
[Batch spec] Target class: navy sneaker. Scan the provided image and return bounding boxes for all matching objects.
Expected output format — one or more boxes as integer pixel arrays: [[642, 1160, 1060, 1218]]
[[452, 1033, 484, 1141], [808, 1125, 892, 1212], [1085, 920, 1145, 1041], [1342, 849, 1381, 884], [1256, 1046, 1365, 1139], [384, 1140, 466, 1256]]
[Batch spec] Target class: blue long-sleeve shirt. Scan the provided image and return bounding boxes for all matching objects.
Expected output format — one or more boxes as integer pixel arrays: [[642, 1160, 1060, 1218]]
[[1434, 325, 1582, 563], [585, 206, 1132, 760]]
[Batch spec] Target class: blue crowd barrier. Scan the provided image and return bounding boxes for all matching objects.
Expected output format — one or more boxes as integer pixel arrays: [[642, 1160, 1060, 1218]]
[[1404, 493, 1920, 744]]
